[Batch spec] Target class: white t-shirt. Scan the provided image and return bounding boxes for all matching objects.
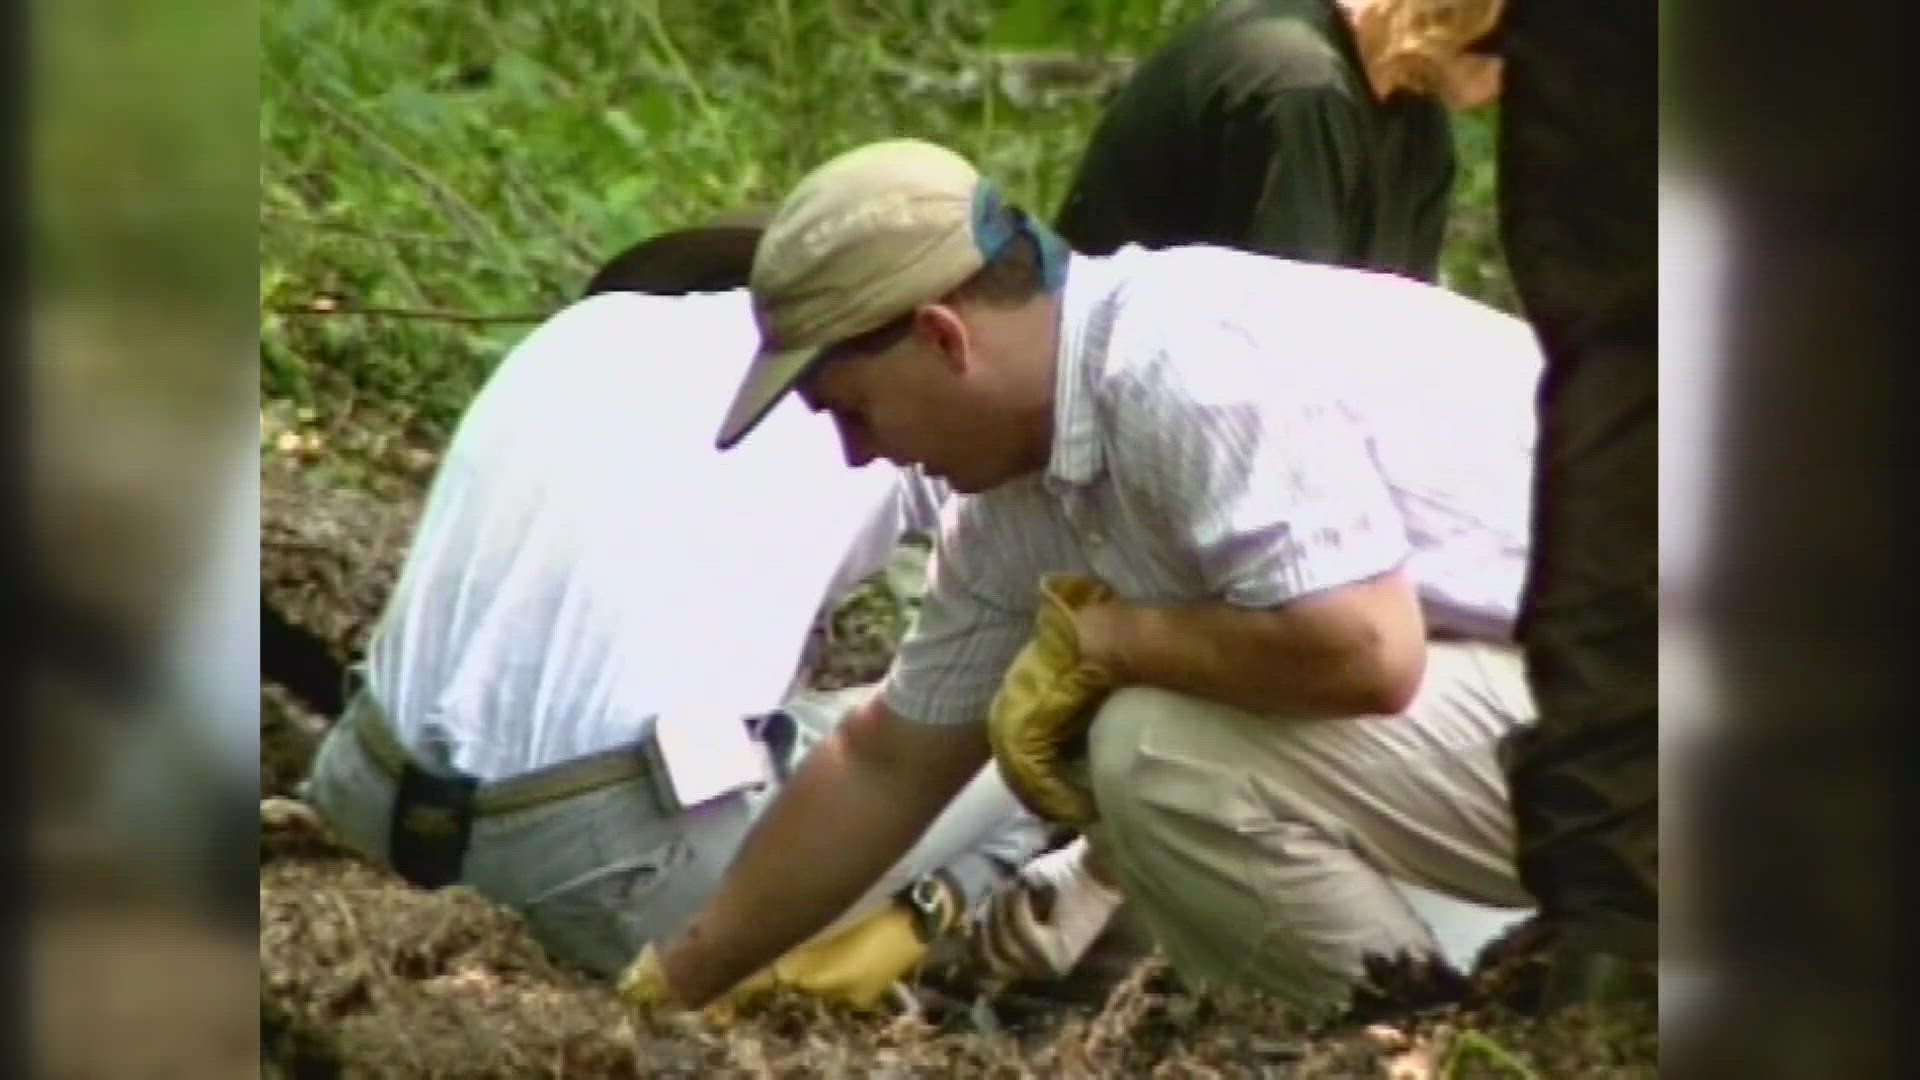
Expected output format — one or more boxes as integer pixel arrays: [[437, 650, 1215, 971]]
[[365, 290, 946, 780]]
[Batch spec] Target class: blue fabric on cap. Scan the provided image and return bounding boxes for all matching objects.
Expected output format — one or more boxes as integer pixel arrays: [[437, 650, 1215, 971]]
[[970, 181, 1069, 291]]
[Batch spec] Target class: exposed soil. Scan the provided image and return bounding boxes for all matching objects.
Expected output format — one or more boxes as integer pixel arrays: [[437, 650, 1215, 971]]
[[259, 443, 1658, 1078], [260, 447, 420, 682]]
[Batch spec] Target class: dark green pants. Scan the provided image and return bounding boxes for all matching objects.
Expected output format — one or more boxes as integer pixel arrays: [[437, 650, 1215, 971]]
[[1491, 0, 1659, 958]]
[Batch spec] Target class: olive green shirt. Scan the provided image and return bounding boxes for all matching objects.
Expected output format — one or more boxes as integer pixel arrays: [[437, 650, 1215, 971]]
[[1053, 0, 1457, 282]]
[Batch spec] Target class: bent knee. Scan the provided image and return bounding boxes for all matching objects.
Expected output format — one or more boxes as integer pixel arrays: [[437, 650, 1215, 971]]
[[1085, 687, 1174, 800], [1085, 685, 1248, 831], [1084, 686, 1312, 840]]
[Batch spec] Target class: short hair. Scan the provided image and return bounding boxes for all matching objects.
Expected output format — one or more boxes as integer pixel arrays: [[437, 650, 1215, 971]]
[[950, 230, 1045, 307], [580, 209, 770, 299]]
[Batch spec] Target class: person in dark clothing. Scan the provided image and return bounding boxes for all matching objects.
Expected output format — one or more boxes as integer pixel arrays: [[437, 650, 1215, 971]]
[[1273, 0, 1658, 1011], [1476, 0, 1660, 1011], [1051, 0, 1459, 282]]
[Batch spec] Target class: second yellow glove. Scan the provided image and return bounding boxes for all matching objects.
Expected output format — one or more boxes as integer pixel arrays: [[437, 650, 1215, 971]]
[[618, 878, 962, 1020], [757, 901, 929, 1010], [986, 573, 1118, 827]]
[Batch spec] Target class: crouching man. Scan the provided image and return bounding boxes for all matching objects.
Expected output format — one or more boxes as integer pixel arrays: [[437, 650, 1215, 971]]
[[294, 217, 1051, 1009], [626, 139, 1545, 1022]]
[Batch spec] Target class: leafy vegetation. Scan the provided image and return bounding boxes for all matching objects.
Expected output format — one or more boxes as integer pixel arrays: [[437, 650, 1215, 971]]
[[261, 0, 1512, 448]]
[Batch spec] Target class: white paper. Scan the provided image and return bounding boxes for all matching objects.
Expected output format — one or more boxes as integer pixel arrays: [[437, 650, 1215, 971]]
[[652, 711, 772, 809]]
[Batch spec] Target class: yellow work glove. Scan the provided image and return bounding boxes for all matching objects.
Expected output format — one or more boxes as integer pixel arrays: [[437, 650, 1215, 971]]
[[986, 573, 1118, 827], [616, 942, 682, 1010], [759, 901, 931, 1009], [617, 877, 962, 1018]]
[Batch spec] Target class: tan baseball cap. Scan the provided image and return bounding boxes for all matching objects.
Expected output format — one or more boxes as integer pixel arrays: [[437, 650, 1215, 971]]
[[714, 138, 1005, 451]]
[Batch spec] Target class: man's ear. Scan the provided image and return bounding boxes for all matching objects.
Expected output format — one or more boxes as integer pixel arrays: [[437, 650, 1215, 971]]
[[915, 304, 972, 376]]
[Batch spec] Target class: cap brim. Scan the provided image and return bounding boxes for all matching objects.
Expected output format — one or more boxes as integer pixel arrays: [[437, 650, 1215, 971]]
[[715, 342, 823, 450]]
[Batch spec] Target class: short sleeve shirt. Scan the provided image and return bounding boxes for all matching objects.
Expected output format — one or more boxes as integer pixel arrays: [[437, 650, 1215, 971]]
[[366, 291, 950, 779], [881, 244, 1542, 728]]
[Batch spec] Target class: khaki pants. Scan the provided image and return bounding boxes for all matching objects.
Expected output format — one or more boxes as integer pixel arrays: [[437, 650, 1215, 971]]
[[1082, 640, 1536, 1019]]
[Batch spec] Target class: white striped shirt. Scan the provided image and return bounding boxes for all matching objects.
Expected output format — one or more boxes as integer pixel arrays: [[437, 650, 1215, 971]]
[[881, 244, 1543, 728]]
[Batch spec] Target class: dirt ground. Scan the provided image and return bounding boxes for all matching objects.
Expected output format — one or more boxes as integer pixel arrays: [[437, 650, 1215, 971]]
[[260, 443, 1658, 1078]]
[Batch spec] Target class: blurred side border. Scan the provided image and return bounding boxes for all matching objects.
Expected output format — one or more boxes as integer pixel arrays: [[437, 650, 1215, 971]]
[[25, 0, 261, 1074], [1666, 0, 1899, 1074], [5, 0, 24, 1071]]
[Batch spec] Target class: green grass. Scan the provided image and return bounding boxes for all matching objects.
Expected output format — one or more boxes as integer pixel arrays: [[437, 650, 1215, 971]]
[[261, 0, 1512, 450]]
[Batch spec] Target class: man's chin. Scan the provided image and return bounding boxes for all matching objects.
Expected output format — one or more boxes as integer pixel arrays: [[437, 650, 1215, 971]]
[[938, 464, 1030, 497]]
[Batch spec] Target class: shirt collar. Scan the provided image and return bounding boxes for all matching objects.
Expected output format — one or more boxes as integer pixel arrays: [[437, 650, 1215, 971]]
[[1042, 251, 1122, 495]]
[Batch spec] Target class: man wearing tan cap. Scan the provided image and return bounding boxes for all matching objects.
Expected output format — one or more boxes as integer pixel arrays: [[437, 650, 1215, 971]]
[[617, 137, 1553, 1021]]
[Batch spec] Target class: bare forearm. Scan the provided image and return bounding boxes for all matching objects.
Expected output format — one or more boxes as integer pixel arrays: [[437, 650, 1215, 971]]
[[660, 702, 982, 1006], [1089, 573, 1426, 719]]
